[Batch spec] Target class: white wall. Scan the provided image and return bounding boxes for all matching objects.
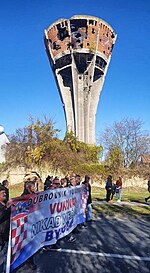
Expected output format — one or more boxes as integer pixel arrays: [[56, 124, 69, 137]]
[[0, 132, 10, 163]]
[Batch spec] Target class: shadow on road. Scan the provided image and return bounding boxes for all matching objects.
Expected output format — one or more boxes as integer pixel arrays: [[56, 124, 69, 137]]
[[14, 216, 150, 273]]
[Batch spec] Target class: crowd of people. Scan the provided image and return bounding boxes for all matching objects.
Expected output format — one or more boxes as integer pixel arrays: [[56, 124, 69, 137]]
[[43, 174, 93, 232], [44, 175, 92, 222], [105, 175, 123, 202], [0, 174, 92, 272], [42, 174, 93, 253]]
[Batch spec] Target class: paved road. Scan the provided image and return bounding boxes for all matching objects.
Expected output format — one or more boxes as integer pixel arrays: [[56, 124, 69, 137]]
[[14, 215, 150, 273]]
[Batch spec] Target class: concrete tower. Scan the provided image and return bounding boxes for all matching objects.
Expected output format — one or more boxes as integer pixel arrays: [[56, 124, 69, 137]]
[[44, 15, 117, 144]]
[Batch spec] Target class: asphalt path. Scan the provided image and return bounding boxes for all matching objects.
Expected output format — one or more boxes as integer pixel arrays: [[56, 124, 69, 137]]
[[13, 215, 150, 273]]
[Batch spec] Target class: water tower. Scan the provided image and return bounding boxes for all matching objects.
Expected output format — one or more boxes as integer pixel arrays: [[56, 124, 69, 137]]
[[44, 15, 116, 144]]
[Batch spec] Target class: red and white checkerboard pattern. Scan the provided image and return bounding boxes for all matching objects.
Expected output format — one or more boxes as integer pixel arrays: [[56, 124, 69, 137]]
[[80, 190, 88, 213], [11, 214, 28, 264]]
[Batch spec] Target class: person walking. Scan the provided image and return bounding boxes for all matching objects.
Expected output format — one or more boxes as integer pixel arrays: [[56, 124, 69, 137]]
[[145, 179, 150, 202]]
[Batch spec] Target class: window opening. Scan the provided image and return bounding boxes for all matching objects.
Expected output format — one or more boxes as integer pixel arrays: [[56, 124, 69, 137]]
[[89, 20, 94, 25]]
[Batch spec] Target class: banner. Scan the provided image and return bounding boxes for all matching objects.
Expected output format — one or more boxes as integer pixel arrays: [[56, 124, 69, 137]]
[[7, 185, 88, 272]]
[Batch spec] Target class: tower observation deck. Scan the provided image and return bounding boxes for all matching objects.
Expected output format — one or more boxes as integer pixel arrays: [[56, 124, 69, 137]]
[[44, 15, 117, 144]]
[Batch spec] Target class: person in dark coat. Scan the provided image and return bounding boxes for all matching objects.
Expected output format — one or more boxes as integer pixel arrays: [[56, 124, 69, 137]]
[[2, 180, 9, 203], [82, 175, 92, 221], [44, 175, 53, 190], [0, 184, 12, 273], [105, 175, 113, 202], [111, 183, 116, 200]]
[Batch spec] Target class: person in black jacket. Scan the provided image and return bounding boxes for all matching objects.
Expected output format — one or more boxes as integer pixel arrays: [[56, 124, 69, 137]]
[[105, 175, 113, 202], [2, 180, 9, 203], [44, 175, 53, 190], [82, 175, 92, 222], [0, 184, 12, 273]]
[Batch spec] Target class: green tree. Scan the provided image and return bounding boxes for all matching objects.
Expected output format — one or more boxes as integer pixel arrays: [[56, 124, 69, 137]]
[[64, 131, 80, 152], [105, 146, 123, 175], [5, 117, 104, 177], [6, 117, 60, 166]]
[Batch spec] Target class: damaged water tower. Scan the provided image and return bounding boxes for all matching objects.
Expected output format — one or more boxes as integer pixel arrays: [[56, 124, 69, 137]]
[[44, 15, 117, 144]]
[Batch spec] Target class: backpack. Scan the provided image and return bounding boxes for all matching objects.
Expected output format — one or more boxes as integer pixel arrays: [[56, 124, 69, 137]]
[[105, 179, 112, 190]]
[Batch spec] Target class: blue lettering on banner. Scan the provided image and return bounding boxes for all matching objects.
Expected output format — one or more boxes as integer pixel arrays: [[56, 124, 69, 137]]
[[31, 210, 74, 238], [45, 221, 73, 242], [45, 230, 53, 241]]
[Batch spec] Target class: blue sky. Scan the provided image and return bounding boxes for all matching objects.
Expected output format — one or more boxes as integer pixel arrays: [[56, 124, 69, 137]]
[[0, 0, 150, 142]]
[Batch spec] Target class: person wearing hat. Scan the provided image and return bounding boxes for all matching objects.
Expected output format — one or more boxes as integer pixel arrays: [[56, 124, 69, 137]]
[[44, 175, 53, 190], [0, 184, 12, 273]]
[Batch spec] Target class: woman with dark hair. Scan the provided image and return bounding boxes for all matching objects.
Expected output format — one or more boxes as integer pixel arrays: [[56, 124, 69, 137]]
[[2, 180, 9, 203], [105, 175, 113, 202], [60, 178, 68, 188]]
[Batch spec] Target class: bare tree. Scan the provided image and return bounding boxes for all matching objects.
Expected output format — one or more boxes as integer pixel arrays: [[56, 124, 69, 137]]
[[100, 118, 150, 167]]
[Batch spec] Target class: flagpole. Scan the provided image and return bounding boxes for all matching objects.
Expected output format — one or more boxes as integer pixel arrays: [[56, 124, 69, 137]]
[[6, 220, 11, 273]]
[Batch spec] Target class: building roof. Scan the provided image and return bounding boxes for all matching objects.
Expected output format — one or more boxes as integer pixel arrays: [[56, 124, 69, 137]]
[[141, 155, 150, 164]]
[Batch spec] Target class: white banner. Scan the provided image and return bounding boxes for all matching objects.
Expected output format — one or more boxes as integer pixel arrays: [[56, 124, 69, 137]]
[[8, 185, 88, 272]]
